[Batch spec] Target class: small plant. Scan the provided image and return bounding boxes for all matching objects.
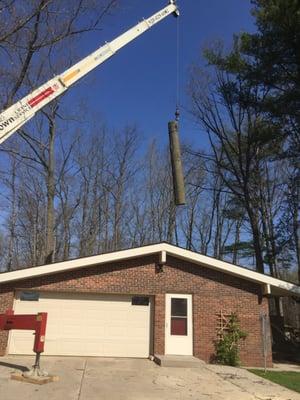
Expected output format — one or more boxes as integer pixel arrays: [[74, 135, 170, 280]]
[[215, 313, 247, 366]]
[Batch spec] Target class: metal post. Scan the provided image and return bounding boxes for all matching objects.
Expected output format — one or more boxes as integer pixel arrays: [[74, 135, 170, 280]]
[[260, 313, 268, 373], [33, 352, 41, 370]]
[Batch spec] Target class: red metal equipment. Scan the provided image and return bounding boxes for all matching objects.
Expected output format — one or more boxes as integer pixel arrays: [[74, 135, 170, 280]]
[[0, 309, 47, 373]]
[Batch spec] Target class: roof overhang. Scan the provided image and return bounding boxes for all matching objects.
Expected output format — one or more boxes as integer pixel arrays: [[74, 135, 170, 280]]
[[0, 243, 299, 297]]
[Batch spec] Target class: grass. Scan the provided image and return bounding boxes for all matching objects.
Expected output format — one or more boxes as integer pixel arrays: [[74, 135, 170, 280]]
[[248, 369, 300, 393]]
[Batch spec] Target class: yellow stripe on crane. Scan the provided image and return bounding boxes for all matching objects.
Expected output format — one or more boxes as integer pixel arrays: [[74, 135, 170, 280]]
[[62, 69, 80, 84]]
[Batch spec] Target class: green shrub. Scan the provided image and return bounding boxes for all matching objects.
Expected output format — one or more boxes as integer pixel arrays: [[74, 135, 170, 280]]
[[215, 313, 247, 366]]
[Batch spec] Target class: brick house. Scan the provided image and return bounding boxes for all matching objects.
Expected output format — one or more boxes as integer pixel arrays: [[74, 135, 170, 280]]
[[0, 243, 299, 367]]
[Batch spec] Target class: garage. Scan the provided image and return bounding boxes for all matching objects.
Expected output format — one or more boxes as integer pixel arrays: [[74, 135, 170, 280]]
[[1, 243, 299, 366], [9, 291, 152, 358]]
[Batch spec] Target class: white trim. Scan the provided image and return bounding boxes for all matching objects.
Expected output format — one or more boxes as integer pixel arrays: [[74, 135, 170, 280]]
[[263, 284, 271, 296], [0, 244, 163, 285], [7, 294, 17, 355], [10, 292, 151, 357], [165, 293, 193, 355], [159, 250, 167, 265], [0, 243, 299, 297]]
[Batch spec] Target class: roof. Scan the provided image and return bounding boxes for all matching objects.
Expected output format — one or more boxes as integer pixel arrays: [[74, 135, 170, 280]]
[[0, 243, 299, 297]]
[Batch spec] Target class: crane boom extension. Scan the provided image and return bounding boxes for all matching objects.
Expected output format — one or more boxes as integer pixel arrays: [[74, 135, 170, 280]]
[[0, 1, 179, 145]]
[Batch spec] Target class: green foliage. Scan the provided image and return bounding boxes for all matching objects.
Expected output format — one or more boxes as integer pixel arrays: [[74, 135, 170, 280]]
[[223, 241, 254, 258], [204, 0, 300, 156], [215, 313, 247, 366], [191, 0, 299, 278], [241, 0, 300, 111]]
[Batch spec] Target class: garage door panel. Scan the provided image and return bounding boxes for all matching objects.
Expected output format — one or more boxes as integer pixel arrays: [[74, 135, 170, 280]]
[[9, 332, 34, 354], [9, 292, 151, 358], [105, 326, 127, 337], [127, 316, 149, 327], [85, 310, 107, 319], [104, 343, 146, 358], [127, 326, 148, 336]]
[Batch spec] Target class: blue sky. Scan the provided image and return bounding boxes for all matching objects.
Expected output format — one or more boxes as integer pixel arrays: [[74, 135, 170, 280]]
[[61, 0, 256, 149]]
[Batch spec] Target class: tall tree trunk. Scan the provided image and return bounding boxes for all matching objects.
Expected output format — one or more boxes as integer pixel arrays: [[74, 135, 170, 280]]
[[246, 204, 264, 273], [292, 183, 300, 284], [232, 219, 241, 265], [167, 200, 176, 243], [45, 110, 56, 264], [7, 157, 17, 271]]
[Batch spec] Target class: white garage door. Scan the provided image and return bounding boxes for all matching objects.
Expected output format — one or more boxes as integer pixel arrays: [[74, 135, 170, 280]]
[[9, 291, 151, 358]]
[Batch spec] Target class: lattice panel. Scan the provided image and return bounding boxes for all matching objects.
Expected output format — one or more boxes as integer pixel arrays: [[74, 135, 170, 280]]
[[216, 311, 232, 338]]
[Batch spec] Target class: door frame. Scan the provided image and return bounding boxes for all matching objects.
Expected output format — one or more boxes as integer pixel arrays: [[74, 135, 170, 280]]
[[165, 293, 193, 355]]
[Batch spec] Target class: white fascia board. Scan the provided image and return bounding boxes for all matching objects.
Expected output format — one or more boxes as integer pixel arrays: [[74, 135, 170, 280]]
[[0, 243, 164, 285], [159, 250, 167, 264], [263, 284, 271, 296], [162, 243, 300, 297], [0, 242, 299, 297]]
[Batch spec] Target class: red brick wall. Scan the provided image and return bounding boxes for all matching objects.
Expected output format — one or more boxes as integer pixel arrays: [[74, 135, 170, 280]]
[[0, 254, 272, 366]]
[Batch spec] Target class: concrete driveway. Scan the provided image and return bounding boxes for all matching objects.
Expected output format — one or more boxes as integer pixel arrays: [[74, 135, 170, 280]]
[[0, 356, 299, 400]]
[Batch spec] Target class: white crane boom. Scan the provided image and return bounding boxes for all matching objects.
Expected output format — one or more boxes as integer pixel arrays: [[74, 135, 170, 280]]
[[0, 1, 179, 144]]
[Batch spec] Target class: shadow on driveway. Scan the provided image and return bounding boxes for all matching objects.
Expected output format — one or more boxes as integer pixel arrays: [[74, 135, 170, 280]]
[[0, 361, 29, 372]]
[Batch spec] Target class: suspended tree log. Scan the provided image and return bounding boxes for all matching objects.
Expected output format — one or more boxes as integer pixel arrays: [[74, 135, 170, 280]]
[[168, 121, 186, 206]]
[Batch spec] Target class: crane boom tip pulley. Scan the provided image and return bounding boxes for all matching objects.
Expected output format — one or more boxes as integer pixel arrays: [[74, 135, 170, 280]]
[[169, 0, 180, 16]]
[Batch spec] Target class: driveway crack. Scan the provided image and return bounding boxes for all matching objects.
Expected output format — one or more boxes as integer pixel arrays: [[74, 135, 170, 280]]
[[77, 359, 87, 400], [214, 372, 274, 400]]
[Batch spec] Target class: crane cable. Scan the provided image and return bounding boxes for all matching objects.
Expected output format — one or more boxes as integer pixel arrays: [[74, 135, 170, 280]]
[[168, 7, 186, 207], [175, 14, 180, 121]]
